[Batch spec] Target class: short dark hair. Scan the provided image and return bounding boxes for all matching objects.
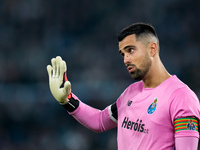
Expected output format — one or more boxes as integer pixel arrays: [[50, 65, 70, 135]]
[[117, 22, 158, 42]]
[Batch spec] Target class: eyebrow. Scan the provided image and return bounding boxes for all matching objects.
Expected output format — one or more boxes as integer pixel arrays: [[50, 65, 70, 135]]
[[124, 45, 136, 50], [119, 45, 136, 53]]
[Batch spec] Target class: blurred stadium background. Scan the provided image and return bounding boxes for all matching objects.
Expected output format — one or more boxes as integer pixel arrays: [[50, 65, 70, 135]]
[[0, 0, 200, 149]]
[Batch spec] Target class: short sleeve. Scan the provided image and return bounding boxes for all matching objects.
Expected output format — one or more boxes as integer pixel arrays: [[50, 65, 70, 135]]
[[170, 87, 200, 138]]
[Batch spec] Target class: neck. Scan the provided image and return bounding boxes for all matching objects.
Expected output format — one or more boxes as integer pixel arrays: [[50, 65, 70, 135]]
[[142, 59, 171, 88]]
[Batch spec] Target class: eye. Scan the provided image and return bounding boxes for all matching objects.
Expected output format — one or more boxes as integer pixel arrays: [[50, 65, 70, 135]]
[[119, 50, 124, 57], [129, 48, 134, 53], [120, 53, 124, 57]]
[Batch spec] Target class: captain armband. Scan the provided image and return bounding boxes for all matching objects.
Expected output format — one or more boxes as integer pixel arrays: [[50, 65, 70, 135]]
[[108, 102, 118, 123], [174, 117, 199, 134], [62, 93, 79, 112]]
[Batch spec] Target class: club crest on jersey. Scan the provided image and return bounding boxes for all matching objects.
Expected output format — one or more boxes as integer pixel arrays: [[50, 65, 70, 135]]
[[147, 98, 157, 114], [187, 119, 196, 130]]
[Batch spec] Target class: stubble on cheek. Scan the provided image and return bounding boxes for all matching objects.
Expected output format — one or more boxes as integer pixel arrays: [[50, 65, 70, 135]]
[[130, 53, 152, 81]]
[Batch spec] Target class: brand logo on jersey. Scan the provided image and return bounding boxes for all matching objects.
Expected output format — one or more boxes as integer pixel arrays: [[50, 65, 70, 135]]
[[127, 100, 132, 106], [121, 117, 149, 134], [147, 98, 157, 114]]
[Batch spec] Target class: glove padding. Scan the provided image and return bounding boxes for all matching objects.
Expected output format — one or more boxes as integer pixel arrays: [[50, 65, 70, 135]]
[[47, 56, 71, 105]]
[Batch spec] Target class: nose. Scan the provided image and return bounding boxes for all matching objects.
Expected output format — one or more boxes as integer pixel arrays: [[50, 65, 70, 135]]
[[124, 53, 131, 65]]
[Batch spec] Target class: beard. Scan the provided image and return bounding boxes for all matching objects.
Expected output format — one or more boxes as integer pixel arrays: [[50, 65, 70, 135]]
[[130, 53, 152, 81]]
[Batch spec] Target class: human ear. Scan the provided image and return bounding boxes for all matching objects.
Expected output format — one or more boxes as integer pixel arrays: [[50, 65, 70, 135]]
[[150, 42, 157, 57]]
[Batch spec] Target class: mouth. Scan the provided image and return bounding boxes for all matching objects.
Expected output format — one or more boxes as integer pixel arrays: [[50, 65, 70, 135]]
[[127, 65, 135, 73]]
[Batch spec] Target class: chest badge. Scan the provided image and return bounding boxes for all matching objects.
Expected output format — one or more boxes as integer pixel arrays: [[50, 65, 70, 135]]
[[147, 98, 157, 114]]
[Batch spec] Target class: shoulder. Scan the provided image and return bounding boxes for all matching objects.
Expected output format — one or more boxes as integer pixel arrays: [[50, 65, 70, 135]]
[[118, 80, 143, 97], [159, 75, 192, 96], [170, 86, 199, 109], [169, 76, 198, 101], [169, 77, 200, 120], [116, 80, 143, 106], [120, 80, 143, 98], [168, 76, 199, 106], [126, 80, 143, 92]]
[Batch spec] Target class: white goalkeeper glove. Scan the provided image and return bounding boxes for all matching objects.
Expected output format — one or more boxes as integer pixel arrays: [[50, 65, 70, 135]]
[[47, 56, 71, 105]]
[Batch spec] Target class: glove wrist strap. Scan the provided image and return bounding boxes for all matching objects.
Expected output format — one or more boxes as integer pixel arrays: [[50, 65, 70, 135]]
[[62, 93, 79, 112]]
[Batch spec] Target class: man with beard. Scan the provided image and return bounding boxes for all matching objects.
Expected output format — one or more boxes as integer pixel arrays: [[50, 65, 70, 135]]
[[47, 23, 200, 150]]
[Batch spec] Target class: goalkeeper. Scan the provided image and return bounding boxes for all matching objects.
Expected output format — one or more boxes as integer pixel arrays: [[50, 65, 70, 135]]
[[47, 23, 200, 150]]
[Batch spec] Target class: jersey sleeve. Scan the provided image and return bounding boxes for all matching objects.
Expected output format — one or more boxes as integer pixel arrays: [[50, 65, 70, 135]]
[[107, 93, 123, 124], [175, 136, 199, 150], [63, 93, 117, 133], [108, 102, 118, 123], [170, 87, 200, 138]]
